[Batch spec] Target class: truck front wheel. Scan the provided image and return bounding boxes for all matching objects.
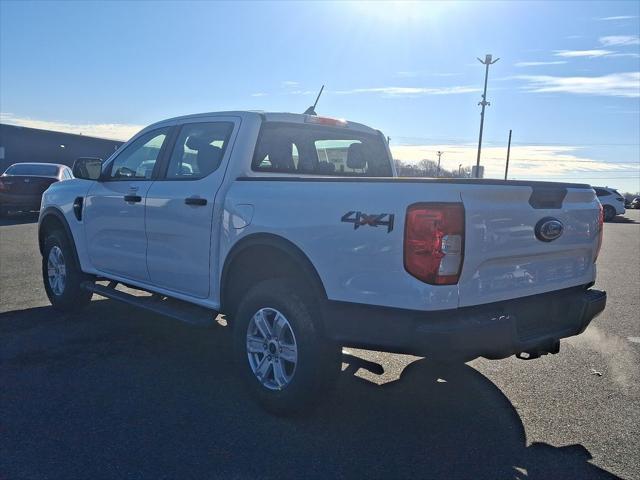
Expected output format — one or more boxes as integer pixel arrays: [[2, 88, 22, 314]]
[[232, 279, 340, 415], [42, 229, 93, 312]]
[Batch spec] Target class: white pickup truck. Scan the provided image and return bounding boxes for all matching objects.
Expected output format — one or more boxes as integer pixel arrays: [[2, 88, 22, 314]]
[[39, 111, 606, 414]]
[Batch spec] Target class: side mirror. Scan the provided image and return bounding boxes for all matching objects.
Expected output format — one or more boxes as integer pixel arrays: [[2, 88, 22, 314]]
[[72, 157, 103, 181]]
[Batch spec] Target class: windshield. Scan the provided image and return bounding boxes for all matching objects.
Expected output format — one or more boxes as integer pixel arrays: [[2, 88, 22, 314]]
[[4, 164, 59, 177], [252, 123, 392, 177]]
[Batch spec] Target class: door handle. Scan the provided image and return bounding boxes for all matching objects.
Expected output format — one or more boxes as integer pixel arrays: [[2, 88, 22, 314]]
[[124, 194, 142, 203], [185, 197, 207, 206]]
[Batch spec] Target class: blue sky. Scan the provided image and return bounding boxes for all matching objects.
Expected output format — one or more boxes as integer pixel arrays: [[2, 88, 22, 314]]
[[1, 1, 639, 192]]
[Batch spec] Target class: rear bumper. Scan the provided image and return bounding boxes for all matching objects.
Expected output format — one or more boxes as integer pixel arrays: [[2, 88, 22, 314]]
[[0, 193, 42, 210], [323, 286, 606, 361]]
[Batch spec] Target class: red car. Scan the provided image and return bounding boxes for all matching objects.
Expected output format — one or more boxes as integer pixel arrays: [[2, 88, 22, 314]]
[[0, 163, 73, 216]]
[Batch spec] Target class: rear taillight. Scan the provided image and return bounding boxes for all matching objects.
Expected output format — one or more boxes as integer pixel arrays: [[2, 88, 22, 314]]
[[594, 203, 604, 263], [404, 203, 465, 285]]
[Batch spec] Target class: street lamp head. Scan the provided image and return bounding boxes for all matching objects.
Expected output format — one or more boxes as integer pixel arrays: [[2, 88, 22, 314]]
[[478, 54, 500, 65]]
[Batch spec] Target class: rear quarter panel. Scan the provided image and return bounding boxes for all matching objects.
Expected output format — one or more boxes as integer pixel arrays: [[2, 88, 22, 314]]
[[221, 179, 462, 311]]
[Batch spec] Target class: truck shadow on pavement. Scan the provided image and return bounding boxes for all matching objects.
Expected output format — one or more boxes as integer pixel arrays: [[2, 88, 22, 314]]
[[0, 300, 621, 480], [610, 215, 638, 224]]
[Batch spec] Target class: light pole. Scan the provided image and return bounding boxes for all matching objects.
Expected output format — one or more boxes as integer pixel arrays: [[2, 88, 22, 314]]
[[436, 151, 443, 177], [504, 129, 512, 180], [475, 53, 499, 178]]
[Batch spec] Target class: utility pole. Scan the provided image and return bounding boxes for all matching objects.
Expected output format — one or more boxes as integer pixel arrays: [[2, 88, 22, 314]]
[[504, 129, 512, 180], [458, 164, 462, 176], [436, 151, 443, 177], [475, 53, 499, 178]]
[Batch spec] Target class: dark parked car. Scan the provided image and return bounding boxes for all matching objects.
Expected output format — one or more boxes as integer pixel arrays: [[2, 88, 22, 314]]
[[631, 197, 640, 209], [0, 163, 73, 216]]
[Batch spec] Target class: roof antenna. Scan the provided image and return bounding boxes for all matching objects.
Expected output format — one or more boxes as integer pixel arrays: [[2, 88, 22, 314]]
[[304, 85, 325, 115]]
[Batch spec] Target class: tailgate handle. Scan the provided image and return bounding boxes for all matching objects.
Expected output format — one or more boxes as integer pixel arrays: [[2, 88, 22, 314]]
[[123, 194, 142, 203], [529, 187, 567, 209]]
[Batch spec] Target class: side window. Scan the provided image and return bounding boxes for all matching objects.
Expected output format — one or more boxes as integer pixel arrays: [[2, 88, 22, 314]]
[[165, 122, 234, 179], [257, 143, 300, 171], [108, 128, 169, 180], [595, 188, 610, 197]]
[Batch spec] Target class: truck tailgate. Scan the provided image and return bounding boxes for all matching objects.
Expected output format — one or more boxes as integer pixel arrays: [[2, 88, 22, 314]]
[[459, 184, 599, 307]]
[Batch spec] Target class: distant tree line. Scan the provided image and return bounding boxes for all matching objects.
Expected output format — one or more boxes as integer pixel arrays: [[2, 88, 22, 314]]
[[394, 159, 472, 178]]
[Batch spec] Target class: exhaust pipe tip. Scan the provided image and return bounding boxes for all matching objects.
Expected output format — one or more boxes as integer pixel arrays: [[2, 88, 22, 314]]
[[516, 340, 560, 360]]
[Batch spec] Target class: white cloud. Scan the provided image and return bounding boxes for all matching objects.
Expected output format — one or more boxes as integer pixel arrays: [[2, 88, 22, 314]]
[[600, 35, 640, 46], [597, 16, 637, 21], [251, 92, 267, 97], [515, 61, 568, 67], [554, 48, 639, 59], [395, 71, 418, 78], [334, 86, 481, 96], [394, 71, 461, 78], [282, 81, 299, 87], [610, 52, 640, 58], [517, 72, 640, 97], [0, 113, 141, 140], [554, 49, 613, 58], [289, 90, 316, 95], [390, 144, 633, 180]]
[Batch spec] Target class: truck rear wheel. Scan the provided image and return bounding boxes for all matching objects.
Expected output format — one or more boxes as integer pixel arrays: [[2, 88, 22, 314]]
[[42, 229, 93, 312], [232, 279, 340, 415]]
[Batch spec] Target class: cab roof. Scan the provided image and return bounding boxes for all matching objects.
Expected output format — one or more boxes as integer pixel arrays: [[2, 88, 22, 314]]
[[144, 111, 380, 136]]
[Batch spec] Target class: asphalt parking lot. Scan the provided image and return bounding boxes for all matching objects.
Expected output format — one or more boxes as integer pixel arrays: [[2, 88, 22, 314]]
[[1, 210, 639, 479]]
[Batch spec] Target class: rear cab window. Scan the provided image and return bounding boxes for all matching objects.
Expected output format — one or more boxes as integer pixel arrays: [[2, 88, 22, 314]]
[[251, 122, 392, 177]]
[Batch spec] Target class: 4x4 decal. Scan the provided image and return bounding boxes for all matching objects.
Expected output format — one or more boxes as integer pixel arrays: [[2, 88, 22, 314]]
[[341, 211, 395, 233]]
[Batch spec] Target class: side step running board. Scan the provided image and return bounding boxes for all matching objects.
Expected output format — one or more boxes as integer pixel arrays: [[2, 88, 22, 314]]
[[82, 281, 217, 327]]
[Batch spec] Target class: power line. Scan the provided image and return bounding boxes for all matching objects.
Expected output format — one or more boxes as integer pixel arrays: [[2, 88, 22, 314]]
[[507, 171, 640, 175], [517, 175, 639, 179], [393, 136, 640, 147], [518, 178, 639, 181], [507, 159, 639, 164]]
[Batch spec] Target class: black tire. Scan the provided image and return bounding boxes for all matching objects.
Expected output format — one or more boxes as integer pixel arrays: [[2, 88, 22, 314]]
[[603, 205, 616, 222], [233, 279, 340, 416], [42, 229, 93, 312]]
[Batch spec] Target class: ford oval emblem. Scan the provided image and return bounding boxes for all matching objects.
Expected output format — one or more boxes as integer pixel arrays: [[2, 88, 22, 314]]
[[535, 217, 564, 242]]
